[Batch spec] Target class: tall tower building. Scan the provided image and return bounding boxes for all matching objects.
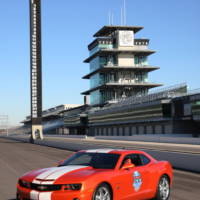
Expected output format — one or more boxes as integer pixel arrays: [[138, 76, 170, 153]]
[[82, 26, 162, 105], [30, 0, 43, 139]]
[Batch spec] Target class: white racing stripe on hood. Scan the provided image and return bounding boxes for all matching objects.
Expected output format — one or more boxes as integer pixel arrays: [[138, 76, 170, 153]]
[[32, 167, 59, 183], [32, 165, 87, 185], [86, 149, 114, 153], [40, 181, 54, 185], [45, 165, 87, 181], [30, 190, 39, 200], [39, 192, 52, 200], [32, 167, 58, 182], [30, 190, 51, 200]]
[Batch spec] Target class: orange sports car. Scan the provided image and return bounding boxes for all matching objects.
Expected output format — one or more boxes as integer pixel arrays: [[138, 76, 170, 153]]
[[17, 149, 173, 200]]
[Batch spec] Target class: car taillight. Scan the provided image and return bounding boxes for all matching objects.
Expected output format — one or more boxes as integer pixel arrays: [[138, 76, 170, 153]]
[[63, 184, 82, 190]]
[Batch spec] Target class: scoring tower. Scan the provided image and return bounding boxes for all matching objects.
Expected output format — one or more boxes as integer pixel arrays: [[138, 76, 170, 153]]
[[82, 26, 162, 105]]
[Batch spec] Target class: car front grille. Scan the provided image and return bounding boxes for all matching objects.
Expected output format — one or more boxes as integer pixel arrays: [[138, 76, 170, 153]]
[[31, 183, 62, 191], [19, 180, 62, 191]]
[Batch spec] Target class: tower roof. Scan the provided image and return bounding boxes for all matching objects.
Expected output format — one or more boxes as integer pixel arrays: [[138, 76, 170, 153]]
[[93, 25, 143, 37]]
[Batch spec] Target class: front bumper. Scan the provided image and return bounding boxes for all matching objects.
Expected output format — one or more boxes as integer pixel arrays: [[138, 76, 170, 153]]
[[17, 184, 91, 200]]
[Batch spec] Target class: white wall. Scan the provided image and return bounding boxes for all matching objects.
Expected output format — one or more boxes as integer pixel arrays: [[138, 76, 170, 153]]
[[118, 54, 134, 66]]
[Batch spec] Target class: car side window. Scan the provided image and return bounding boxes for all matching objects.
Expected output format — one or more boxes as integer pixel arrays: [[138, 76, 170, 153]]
[[121, 154, 143, 167], [130, 154, 143, 166], [120, 155, 132, 168], [140, 154, 151, 165]]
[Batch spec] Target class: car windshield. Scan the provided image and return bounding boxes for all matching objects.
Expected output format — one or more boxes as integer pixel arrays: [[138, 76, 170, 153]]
[[59, 152, 120, 169]]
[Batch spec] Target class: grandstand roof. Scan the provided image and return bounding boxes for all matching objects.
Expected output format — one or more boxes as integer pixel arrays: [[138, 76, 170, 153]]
[[60, 104, 89, 114], [22, 104, 82, 124]]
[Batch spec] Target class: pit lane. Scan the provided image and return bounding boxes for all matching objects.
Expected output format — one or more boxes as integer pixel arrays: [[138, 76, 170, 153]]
[[0, 138, 199, 200]]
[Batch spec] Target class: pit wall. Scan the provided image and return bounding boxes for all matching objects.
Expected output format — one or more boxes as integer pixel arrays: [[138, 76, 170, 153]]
[[95, 134, 200, 145], [88, 120, 200, 137]]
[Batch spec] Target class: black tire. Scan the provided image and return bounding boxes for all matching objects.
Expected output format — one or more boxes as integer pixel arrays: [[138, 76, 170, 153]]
[[92, 183, 112, 200], [16, 193, 20, 200], [154, 175, 170, 200]]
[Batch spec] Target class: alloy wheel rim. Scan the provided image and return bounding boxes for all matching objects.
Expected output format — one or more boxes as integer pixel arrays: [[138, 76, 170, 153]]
[[95, 186, 111, 200], [159, 177, 170, 200]]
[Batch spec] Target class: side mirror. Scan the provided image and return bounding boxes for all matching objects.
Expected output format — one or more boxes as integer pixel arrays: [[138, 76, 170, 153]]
[[57, 160, 64, 167], [121, 162, 135, 170]]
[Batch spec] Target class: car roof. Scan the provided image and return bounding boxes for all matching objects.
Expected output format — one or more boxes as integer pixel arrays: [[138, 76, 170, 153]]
[[80, 149, 146, 155]]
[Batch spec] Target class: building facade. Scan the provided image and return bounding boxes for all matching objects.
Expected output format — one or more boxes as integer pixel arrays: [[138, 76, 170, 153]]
[[87, 84, 200, 136], [82, 26, 162, 105]]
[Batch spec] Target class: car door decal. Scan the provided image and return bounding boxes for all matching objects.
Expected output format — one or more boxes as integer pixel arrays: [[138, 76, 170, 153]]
[[133, 171, 142, 191]]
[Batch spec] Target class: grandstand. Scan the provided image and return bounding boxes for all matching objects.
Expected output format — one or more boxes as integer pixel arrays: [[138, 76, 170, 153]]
[[21, 84, 200, 137], [59, 83, 200, 137], [62, 105, 90, 135], [86, 83, 200, 136], [22, 104, 81, 134]]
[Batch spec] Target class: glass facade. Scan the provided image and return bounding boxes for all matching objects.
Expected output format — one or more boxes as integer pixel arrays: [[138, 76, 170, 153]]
[[90, 88, 149, 105], [90, 44, 113, 56], [101, 90, 116, 103], [100, 55, 117, 66], [90, 90, 101, 105], [90, 71, 148, 90], [90, 56, 117, 73], [89, 53, 149, 75], [134, 56, 148, 66], [90, 73, 104, 88], [90, 57, 100, 72], [135, 72, 148, 83], [117, 71, 135, 83]]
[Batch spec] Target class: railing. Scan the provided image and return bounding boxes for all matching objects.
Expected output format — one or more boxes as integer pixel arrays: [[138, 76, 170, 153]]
[[103, 64, 150, 68], [149, 82, 187, 94], [105, 81, 149, 85], [188, 88, 200, 95]]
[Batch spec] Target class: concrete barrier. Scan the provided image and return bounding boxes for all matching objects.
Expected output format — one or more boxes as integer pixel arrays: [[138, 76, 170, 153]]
[[45, 134, 87, 139], [95, 135, 200, 145], [1, 135, 200, 173]]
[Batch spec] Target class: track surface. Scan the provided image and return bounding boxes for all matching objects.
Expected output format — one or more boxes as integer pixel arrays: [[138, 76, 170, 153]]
[[4, 135, 200, 172], [0, 138, 199, 200]]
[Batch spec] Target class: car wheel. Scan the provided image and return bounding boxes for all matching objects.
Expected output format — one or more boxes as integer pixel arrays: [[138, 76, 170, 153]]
[[154, 175, 170, 200], [16, 193, 20, 200], [93, 183, 112, 200]]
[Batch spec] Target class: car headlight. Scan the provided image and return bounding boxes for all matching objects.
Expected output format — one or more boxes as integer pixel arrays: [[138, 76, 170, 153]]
[[19, 179, 31, 188], [63, 184, 82, 190]]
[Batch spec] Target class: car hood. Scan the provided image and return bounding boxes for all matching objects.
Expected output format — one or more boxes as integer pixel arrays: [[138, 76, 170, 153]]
[[20, 165, 110, 185]]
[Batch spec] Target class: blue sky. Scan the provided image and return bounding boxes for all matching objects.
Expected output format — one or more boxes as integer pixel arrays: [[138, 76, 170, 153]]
[[0, 0, 200, 125]]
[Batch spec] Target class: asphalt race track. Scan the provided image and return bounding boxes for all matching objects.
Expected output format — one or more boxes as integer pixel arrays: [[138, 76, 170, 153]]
[[5, 135, 200, 173], [0, 138, 199, 200]]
